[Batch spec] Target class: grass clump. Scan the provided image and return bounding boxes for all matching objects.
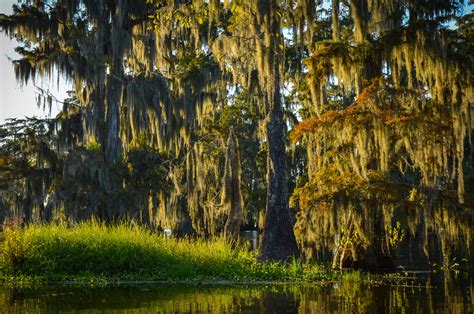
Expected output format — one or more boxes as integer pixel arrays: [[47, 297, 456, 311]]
[[0, 221, 360, 283]]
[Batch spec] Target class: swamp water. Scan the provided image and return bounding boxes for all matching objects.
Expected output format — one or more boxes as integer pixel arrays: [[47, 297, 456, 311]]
[[0, 271, 473, 313]]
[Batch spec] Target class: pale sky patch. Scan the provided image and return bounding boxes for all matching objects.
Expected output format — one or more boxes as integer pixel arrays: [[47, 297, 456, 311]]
[[0, 0, 68, 123]]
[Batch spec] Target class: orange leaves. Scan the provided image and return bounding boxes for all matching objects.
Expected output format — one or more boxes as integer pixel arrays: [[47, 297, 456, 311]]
[[384, 116, 413, 126], [356, 77, 383, 103], [290, 77, 441, 142], [290, 110, 338, 142]]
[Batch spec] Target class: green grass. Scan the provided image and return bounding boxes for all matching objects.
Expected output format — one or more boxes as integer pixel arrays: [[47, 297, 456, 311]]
[[0, 221, 366, 283]]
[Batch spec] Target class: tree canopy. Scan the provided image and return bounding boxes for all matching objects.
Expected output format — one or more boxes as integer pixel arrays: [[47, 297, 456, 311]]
[[0, 0, 473, 267]]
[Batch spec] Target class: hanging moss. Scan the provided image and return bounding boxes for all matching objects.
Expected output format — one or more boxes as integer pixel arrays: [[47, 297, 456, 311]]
[[1, 0, 471, 268], [293, 0, 473, 269]]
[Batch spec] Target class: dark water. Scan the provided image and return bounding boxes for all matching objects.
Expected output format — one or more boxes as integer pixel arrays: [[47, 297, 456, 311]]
[[1, 272, 473, 313]]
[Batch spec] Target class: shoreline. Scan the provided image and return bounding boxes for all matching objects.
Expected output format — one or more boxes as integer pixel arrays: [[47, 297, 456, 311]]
[[0, 278, 439, 290], [0, 272, 440, 287]]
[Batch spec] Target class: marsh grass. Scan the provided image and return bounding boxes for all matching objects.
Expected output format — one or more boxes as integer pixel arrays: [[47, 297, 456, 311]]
[[0, 221, 363, 283]]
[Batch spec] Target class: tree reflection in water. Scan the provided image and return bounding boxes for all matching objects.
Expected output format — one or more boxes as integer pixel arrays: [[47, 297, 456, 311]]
[[1, 271, 472, 313]]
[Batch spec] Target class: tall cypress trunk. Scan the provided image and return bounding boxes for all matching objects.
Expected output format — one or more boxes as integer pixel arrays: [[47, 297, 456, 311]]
[[104, 1, 124, 165], [350, 0, 369, 43], [22, 193, 32, 225], [95, 0, 107, 160], [259, 83, 300, 261], [101, 1, 124, 221], [104, 75, 122, 165], [258, 0, 299, 262], [223, 127, 243, 239], [332, 0, 340, 40]]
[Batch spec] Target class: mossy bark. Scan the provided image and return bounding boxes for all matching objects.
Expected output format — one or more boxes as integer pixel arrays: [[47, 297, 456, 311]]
[[260, 88, 300, 262], [256, 0, 299, 262], [223, 127, 243, 239]]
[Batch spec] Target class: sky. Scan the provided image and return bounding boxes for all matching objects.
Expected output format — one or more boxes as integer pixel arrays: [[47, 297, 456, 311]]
[[0, 0, 68, 124]]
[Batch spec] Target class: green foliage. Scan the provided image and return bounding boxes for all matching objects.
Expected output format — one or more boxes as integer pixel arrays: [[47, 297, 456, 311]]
[[386, 222, 405, 248], [84, 140, 102, 152], [0, 117, 169, 224], [0, 222, 362, 283]]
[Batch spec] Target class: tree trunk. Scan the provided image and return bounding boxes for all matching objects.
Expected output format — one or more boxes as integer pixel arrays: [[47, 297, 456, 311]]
[[258, 0, 299, 262], [223, 127, 244, 239], [350, 0, 369, 43], [331, 210, 396, 270], [175, 199, 197, 237], [22, 194, 31, 225], [332, 0, 340, 40], [259, 94, 299, 261], [104, 75, 123, 165]]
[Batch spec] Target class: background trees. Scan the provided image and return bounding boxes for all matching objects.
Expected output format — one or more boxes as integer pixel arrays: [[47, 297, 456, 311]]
[[0, 0, 472, 268]]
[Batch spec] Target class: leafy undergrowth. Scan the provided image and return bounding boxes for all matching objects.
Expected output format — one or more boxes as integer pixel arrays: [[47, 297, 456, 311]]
[[0, 221, 368, 283]]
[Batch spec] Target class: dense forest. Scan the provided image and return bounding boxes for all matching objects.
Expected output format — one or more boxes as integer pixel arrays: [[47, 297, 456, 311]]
[[0, 0, 473, 270]]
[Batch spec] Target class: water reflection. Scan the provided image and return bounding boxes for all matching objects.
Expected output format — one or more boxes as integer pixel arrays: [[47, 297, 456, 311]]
[[1, 271, 472, 313]]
